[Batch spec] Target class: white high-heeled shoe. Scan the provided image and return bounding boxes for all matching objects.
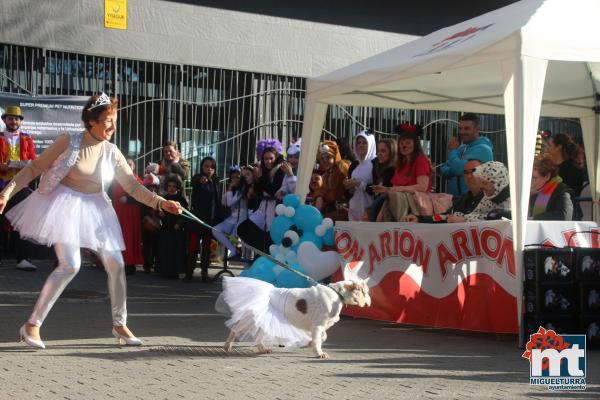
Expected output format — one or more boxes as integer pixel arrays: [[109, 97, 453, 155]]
[[19, 325, 45, 349], [112, 328, 143, 346]]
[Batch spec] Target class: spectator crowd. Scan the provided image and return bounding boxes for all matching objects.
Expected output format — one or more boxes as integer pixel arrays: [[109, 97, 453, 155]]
[[4, 111, 588, 281], [107, 113, 591, 281]]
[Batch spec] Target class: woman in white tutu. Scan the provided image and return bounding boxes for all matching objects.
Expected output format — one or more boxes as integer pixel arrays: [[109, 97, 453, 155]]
[[0, 93, 182, 349]]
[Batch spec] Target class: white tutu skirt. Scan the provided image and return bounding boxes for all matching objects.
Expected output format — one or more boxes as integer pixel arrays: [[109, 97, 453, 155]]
[[6, 184, 125, 252], [219, 276, 311, 347]]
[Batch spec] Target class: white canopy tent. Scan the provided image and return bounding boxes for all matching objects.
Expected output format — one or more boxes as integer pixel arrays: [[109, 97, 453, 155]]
[[296, 0, 600, 337]]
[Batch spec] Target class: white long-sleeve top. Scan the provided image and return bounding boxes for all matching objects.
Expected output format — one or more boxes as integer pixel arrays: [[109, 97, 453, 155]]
[[279, 174, 297, 195], [222, 189, 249, 223]]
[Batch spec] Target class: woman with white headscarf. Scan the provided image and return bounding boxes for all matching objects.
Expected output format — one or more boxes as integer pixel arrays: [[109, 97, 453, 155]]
[[344, 130, 377, 221], [449, 160, 511, 222]]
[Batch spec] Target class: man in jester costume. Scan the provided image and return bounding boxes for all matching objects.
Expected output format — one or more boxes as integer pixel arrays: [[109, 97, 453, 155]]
[[0, 105, 38, 271]]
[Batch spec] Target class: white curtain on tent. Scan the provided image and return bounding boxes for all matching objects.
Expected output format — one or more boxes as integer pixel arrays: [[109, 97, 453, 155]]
[[297, 99, 328, 200], [502, 55, 548, 344]]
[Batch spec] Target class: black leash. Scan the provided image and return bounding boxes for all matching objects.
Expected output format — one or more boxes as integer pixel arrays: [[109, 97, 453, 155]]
[[327, 284, 346, 302], [179, 209, 350, 302], [179, 209, 320, 287]]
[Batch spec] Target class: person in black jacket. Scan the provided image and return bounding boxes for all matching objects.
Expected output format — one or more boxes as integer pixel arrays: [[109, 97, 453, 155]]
[[529, 157, 573, 221], [236, 142, 285, 254], [366, 138, 397, 221], [545, 133, 584, 219], [184, 156, 223, 282], [249, 143, 285, 231], [156, 174, 189, 278]]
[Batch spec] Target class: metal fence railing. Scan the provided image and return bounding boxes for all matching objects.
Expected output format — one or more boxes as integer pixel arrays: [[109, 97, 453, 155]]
[[0, 42, 585, 195]]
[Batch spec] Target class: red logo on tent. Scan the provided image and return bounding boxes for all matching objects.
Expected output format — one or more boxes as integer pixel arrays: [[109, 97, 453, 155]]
[[414, 23, 494, 58], [433, 26, 489, 47]]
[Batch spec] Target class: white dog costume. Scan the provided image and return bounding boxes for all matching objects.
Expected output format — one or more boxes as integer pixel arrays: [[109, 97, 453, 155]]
[[219, 276, 370, 358]]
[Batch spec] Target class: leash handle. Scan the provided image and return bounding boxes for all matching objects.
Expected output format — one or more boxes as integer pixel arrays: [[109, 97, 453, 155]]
[[179, 209, 319, 286]]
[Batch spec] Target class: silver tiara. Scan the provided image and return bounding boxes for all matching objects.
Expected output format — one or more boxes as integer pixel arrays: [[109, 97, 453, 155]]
[[88, 92, 111, 110]]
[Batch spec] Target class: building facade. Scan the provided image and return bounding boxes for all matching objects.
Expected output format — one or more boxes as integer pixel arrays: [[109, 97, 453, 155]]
[[0, 0, 581, 191]]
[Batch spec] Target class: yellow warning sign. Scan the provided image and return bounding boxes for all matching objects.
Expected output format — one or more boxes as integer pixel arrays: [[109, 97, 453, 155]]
[[105, 0, 127, 30]]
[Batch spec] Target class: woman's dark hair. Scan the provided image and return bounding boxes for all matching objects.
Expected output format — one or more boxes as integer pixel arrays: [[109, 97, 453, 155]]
[[396, 122, 424, 137], [534, 157, 558, 178], [397, 133, 425, 169], [199, 156, 217, 180], [336, 138, 356, 164], [241, 165, 255, 185], [165, 173, 183, 191], [375, 138, 397, 178], [228, 166, 241, 177], [551, 133, 584, 165], [81, 94, 118, 130], [260, 147, 284, 171], [228, 168, 242, 192], [240, 168, 255, 198]]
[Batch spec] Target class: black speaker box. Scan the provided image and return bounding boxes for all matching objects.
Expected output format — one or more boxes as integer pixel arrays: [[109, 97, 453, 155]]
[[581, 283, 600, 315], [575, 248, 600, 282], [581, 318, 600, 350], [524, 248, 575, 283], [539, 285, 579, 316], [523, 316, 579, 341]]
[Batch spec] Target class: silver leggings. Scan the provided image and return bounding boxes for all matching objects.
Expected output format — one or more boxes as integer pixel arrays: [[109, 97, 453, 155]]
[[28, 243, 127, 327]]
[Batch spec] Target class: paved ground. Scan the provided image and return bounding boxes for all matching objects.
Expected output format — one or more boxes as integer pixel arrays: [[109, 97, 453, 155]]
[[0, 258, 598, 400]]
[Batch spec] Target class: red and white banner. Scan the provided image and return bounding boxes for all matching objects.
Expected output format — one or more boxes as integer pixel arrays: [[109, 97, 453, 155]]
[[334, 220, 598, 333]]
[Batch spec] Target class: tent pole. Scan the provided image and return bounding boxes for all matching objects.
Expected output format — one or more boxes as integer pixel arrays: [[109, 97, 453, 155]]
[[580, 115, 598, 223], [502, 56, 548, 347], [296, 97, 329, 203]]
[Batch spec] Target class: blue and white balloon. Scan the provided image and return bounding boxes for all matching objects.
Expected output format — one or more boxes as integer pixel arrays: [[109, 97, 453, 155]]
[[239, 197, 340, 288], [282, 194, 301, 208]]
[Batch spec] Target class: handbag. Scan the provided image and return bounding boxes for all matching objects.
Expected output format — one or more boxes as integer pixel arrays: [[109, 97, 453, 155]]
[[412, 192, 453, 216]]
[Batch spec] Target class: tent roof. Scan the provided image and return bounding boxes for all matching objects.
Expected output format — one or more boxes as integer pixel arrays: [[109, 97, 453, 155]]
[[307, 0, 600, 118]]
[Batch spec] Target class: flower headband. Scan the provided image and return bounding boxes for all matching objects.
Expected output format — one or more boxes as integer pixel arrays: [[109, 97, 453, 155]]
[[228, 164, 241, 174], [287, 138, 301, 155], [256, 139, 283, 159], [398, 122, 423, 139], [399, 122, 418, 134], [88, 92, 112, 110]]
